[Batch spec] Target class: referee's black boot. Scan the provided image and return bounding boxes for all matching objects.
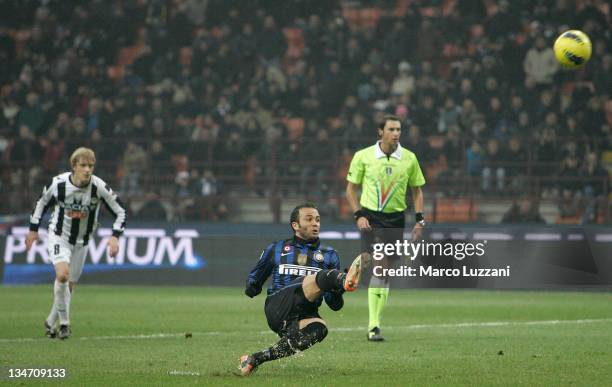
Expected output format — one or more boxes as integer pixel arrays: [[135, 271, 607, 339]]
[[367, 327, 385, 342]]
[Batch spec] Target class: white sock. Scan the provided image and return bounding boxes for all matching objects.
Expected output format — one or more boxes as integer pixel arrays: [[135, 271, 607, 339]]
[[65, 285, 71, 324], [54, 280, 70, 325], [46, 302, 58, 327]]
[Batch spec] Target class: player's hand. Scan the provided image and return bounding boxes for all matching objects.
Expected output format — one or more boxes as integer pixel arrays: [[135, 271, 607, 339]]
[[25, 231, 39, 251], [356, 216, 371, 231], [411, 223, 424, 242], [245, 283, 261, 298], [107, 236, 119, 257]]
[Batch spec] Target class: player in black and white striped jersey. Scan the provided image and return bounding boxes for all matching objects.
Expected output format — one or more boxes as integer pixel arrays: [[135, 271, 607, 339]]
[[25, 147, 127, 340]]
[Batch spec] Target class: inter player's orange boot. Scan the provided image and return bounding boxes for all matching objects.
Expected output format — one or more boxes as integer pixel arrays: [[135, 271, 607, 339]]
[[238, 355, 257, 376], [343, 255, 363, 292]]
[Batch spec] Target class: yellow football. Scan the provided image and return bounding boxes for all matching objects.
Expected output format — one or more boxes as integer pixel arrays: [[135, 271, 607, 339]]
[[553, 30, 592, 68]]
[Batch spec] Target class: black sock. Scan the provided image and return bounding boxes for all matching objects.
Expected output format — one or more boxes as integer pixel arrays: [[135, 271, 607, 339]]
[[251, 322, 328, 366], [251, 336, 294, 366], [315, 270, 345, 292]]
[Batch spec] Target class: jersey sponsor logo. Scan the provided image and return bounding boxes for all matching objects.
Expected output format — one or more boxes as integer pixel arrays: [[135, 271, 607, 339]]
[[278, 264, 321, 276], [65, 199, 89, 219]]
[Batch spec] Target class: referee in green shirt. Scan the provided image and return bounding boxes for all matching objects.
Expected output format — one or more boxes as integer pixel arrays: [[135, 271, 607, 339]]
[[346, 115, 426, 341]]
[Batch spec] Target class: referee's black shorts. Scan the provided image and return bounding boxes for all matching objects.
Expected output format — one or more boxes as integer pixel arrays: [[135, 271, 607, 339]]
[[360, 208, 406, 254], [264, 277, 321, 336]]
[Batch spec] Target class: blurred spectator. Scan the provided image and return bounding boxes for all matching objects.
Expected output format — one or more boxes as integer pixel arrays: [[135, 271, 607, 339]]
[[17, 93, 44, 136], [300, 129, 336, 197], [120, 141, 148, 196], [558, 154, 582, 195], [465, 140, 483, 178], [0, 0, 609, 223], [501, 197, 546, 224], [174, 170, 196, 221], [40, 127, 64, 175], [195, 169, 228, 220], [481, 138, 505, 192], [149, 140, 172, 187], [391, 61, 415, 97], [582, 152, 609, 198], [558, 187, 582, 219], [437, 97, 461, 134], [581, 151, 609, 224], [258, 16, 287, 62], [11, 125, 41, 169], [137, 190, 168, 221], [523, 36, 559, 85], [404, 124, 429, 162], [503, 135, 528, 191]]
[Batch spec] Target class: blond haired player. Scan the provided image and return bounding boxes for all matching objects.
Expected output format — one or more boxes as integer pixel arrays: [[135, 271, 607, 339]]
[[26, 147, 127, 339]]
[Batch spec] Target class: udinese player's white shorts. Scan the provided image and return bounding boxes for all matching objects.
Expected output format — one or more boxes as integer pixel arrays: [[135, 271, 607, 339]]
[[47, 234, 87, 282]]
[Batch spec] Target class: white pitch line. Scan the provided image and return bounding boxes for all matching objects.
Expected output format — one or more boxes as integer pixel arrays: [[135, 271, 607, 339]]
[[1, 318, 611, 344]]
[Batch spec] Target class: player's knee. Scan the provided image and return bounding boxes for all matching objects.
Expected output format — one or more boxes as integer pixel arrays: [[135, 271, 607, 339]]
[[311, 322, 328, 342], [293, 321, 328, 351], [56, 272, 69, 283]]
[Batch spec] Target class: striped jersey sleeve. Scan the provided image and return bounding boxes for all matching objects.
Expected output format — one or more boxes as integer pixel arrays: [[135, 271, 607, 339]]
[[95, 177, 127, 237], [29, 178, 58, 231], [246, 242, 276, 293]]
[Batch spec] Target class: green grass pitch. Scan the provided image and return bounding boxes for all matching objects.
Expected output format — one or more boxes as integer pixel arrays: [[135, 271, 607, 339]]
[[1, 286, 611, 386]]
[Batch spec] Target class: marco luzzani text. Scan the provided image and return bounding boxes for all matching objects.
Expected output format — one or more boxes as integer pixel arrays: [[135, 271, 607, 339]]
[[371, 240, 510, 278]]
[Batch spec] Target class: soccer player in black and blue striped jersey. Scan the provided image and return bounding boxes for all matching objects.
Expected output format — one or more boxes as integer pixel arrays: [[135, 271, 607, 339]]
[[239, 203, 366, 376]]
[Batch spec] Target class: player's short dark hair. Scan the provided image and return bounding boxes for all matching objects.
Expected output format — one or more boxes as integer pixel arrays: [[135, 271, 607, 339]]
[[378, 114, 401, 131], [290, 202, 318, 226]]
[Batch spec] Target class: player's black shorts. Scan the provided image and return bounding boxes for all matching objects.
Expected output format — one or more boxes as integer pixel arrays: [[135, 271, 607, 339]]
[[264, 277, 321, 336], [360, 208, 406, 255]]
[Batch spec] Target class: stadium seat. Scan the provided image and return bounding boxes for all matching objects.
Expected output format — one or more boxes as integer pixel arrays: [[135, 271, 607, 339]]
[[555, 214, 582, 225], [434, 198, 478, 223]]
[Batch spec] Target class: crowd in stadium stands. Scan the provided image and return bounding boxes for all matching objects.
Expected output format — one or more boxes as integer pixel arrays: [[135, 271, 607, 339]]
[[0, 0, 610, 223]]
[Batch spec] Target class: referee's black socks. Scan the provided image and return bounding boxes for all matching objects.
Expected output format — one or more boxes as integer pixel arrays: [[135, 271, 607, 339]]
[[251, 322, 328, 366], [315, 270, 345, 292]]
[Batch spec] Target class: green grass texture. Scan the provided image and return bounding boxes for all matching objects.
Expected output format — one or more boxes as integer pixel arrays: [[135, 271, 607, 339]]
[[1, 286, 611, 386]]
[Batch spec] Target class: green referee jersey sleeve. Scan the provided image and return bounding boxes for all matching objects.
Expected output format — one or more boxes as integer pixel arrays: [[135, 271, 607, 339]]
[[347, 144, 425, 213]]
